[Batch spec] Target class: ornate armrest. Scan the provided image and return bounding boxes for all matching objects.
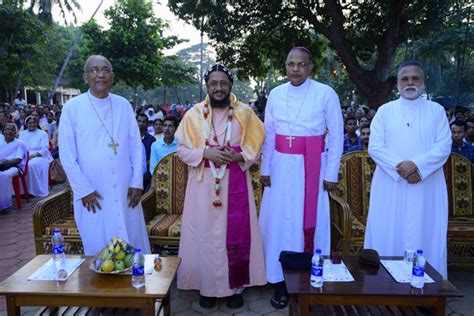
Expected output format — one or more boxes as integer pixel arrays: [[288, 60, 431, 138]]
[[141, 187, 156, 223], [33, 185, 73, 253], [329, 191, 352, 256]]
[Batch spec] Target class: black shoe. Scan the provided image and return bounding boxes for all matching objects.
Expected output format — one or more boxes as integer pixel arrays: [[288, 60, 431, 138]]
[[270, 281, 289, 309], [227, 293, 244, 309], [199, 295, 216, 308]]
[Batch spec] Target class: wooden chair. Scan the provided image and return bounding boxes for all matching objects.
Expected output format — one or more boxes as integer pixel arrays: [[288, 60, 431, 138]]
[[329, 151, 474, 266], [443, 152, 474, 266], [33, 184, 151, 255], [12, 153, 30, 210], [33, 185, 82, 254], [142, 151, 263, 252]]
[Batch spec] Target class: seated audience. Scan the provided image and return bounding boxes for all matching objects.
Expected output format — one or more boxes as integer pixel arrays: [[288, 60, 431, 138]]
[[0, 124, 24, 211], [450, 119, 474, 163], [149, 115, 179, 174], [465, 118, 474, 146], [150, 118, 163, 139], [19, 116, 52, 197], [349, 124, 370, 151], [343, 116, 361, 154]]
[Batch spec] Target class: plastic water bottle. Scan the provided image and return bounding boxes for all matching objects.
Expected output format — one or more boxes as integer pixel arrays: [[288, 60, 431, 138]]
[[132, 248, 145, 288], [310, 248, 324, 288], [51, 229, 67, 280], [410, 249, 426, 289]]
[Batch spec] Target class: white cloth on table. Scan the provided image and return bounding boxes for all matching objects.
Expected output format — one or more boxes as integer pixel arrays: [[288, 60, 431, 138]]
[[364, 97, 452, 278], [259, 78, 344, 283], [59, 91, 150, 256], [19, 129, 52, 197]]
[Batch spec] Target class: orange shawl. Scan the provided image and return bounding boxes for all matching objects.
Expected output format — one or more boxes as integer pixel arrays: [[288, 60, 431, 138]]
[[175, 93, 264, 180]]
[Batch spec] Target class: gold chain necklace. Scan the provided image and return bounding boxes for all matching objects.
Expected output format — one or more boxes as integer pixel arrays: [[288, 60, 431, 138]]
[[87, 92, 119, 155]]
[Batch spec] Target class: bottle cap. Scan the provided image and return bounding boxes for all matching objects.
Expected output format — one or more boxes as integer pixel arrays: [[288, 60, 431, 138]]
[[416, 249, 423, 254], [135, 248, 141, 253], [315, 248, 322, 253], [54, 228, 60, 233]]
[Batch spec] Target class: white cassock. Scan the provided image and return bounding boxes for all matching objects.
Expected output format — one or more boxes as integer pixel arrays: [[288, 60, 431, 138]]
[[259, 78, 344, 283], [59, 91, 150, 256], [19, 129, 52, 197], [364, 97, 451, 278], [0, 138, 24, 211]]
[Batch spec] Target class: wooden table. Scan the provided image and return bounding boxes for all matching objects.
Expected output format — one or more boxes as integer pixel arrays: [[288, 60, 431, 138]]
[[0, 255, 180, 316], [283, 256, 463, 316]]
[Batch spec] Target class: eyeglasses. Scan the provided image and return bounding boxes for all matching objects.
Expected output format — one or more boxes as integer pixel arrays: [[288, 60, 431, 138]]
[[86, 67, 113, 75], [285, 62, 310, 69], [208, 80, 230, 88]]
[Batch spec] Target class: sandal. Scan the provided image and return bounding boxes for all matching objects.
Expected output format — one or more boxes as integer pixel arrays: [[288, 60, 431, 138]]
[[270, 291, 289, 309]]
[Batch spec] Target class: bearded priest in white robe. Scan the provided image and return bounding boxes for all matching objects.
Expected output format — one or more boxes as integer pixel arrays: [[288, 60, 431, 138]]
[[364, 61, 452, 278], [259, 47, 344, 309], [59, 55, 150, 256]]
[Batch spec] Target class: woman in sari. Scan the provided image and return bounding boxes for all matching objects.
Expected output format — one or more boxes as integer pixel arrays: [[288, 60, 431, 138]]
[[0, 123, 24, 211]]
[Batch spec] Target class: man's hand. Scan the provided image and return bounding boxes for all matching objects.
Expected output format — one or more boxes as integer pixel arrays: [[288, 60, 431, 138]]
[[81, 191, 103, 213], [203, 147, 242, 164], [406, 172, 422, 184], [396, 161, 418, 179], [222, 147, 244, 163], [323, 180, 338, 191], [261, 176, 271, 187], [128, 187, 142, 208], [203, 147, 230, 164]]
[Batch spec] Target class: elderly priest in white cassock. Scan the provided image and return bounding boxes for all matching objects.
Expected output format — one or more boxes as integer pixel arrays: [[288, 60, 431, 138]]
[[364, 61, 452, 278], [59, 55, 150, 255]]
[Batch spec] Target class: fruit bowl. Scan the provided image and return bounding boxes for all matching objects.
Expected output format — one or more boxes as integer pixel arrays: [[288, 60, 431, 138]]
[[89, 237, 136, 274]]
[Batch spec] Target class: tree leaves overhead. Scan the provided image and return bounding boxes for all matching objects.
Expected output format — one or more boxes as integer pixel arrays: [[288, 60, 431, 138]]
[[169, 0, 461, 108], [81, 0, 165, 90]]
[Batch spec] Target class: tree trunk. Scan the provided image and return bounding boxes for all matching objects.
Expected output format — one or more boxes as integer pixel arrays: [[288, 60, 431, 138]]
[[162, 85, 167, 107]]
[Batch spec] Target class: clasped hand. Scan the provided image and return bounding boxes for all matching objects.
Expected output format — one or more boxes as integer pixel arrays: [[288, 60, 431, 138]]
[[203, 146, 243, 165], [396, 160, 421, 184]]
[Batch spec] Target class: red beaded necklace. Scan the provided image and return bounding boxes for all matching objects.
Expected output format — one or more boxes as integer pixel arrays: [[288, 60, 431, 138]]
[[203, 101, 234, 207]]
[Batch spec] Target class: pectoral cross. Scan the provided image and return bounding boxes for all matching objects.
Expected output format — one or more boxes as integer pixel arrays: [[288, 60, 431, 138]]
[[286, 135, 296, 148], [108, 138, 119, 155]]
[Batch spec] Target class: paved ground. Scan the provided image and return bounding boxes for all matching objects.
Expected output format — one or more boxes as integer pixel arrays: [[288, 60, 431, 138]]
[[0, 184, 472, 315]]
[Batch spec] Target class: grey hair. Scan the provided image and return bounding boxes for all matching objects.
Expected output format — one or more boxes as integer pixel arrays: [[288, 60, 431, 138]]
[[83, 55, 113, 73], [397, 60, 424, 76]]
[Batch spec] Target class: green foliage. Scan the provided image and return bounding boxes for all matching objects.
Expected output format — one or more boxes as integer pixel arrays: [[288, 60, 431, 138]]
[[169, 0, 461, 108], [0, 4, 45, 103], [81, 0, 165, 90]]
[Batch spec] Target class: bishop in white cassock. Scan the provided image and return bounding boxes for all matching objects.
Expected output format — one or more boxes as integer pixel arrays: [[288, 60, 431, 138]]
[[259, 47, 344, 292], [364, 61, 452, 278], [59, 55, 150, 256]]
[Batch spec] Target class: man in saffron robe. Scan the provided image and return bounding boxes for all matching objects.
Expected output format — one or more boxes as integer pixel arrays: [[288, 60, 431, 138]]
[[259, 47, 344, 308], [175, 64, 266, 309], [364, 61, 451, 278]]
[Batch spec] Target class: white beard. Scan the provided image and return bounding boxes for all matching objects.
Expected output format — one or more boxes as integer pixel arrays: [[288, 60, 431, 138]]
[[398, 85, 424, 100]]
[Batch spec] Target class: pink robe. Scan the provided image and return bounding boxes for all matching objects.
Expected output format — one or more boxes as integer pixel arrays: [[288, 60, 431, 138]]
[[176, 106, 267, 297]]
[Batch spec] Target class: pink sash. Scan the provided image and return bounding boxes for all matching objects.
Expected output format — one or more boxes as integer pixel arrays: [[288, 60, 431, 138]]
[[204, 146, 250, 288], [275, 134, 324, 253]]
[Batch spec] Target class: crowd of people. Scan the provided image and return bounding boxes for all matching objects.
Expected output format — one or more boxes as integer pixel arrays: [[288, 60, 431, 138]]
[[0, 51, 473, 311]]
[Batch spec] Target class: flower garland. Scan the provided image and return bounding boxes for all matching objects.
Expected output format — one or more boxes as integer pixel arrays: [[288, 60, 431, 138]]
[[203, 101, 234, 207]]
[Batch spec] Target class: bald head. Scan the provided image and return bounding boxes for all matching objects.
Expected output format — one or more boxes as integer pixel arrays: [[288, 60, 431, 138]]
[[288, 47, 313, 63], [83, 55, 113, 73], [83, 55, 115, 98]]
